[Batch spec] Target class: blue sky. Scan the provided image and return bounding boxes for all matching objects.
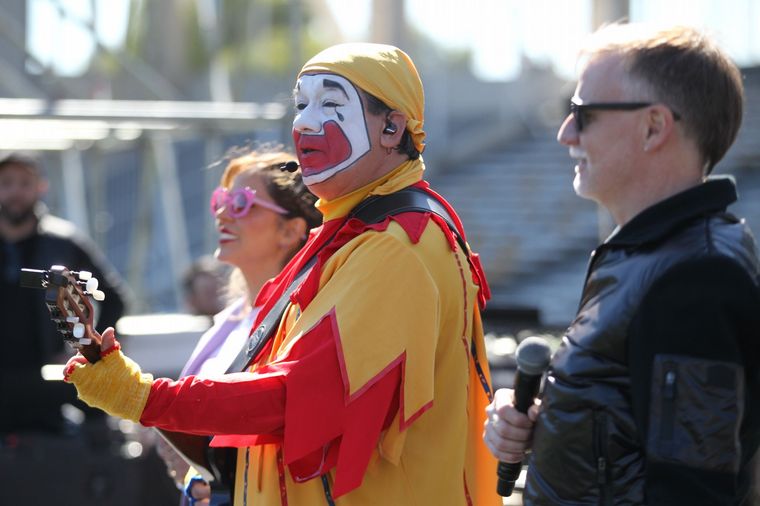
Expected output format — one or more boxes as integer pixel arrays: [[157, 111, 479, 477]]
[[27, 0, 760, 81]]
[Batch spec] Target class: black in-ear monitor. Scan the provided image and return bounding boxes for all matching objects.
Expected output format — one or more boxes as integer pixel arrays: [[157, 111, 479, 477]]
[[383, 122, 398, 135]]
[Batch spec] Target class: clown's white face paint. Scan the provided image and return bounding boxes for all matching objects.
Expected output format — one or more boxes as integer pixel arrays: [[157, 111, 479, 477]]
[[292, 74, 372, 186]]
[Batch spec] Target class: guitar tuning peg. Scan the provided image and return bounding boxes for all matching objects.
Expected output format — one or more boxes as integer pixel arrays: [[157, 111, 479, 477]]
[[78, 271, 92, 281], [92, 290, 105, 301], [66, 316, 80, 324], [73, 323, 85, 338], [86, 277, 99, 292], [78, 337, 92, 345]]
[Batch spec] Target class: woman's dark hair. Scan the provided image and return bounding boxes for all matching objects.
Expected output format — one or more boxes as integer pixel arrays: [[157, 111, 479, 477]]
[[361, 92, 420, 160]]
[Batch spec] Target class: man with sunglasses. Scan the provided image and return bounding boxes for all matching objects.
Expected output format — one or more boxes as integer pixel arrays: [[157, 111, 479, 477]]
[[63, 44, 500, 505], [484, 23, 760, 505]]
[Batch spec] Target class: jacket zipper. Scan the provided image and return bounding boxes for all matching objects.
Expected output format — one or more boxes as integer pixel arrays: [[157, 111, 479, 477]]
[[594, 410, 612, 506], [660, 362, 677, 453], [577, 247, 603, 313]]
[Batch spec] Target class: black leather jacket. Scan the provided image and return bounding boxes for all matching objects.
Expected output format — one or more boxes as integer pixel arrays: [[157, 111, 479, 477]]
[[524, 178, 760, 505]]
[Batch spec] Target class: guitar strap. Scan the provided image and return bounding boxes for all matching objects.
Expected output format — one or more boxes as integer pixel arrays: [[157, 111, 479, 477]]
[[225, 186, 469, 374]]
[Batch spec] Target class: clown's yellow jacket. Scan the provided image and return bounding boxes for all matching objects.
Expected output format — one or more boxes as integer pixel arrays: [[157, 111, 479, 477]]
[[72, 159, 501, 505]]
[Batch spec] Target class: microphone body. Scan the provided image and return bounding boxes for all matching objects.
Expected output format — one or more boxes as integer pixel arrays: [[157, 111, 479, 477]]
[[496, 337, 551, 497]]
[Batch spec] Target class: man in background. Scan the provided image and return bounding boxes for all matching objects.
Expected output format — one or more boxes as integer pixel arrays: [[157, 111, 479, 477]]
[[181, 255, 228, 319], [0, 153, 129, 434]]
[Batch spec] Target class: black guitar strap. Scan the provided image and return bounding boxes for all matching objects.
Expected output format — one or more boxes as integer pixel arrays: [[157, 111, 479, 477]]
[[224, 256, 316, 373], [225, 186, 469, 374]]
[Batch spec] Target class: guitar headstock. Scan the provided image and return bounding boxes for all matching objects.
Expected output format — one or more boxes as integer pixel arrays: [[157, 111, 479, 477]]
[[20, 265, 105, 364]]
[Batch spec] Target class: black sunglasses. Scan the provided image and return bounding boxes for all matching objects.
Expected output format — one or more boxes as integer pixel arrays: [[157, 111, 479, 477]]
[[569, 100, 681, 132]]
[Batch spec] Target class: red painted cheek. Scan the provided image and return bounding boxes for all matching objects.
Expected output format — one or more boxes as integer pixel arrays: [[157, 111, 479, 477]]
[[293, 121, 353, 177]]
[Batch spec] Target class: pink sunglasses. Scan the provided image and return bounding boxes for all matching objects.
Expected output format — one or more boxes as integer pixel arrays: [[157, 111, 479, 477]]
[[209, 186, 288, 218]]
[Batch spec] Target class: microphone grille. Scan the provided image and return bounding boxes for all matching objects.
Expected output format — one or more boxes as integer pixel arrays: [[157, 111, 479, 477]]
[[515, 336, 552, 375]]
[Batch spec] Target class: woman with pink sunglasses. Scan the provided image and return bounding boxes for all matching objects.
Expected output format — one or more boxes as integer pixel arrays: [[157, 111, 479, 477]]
[[158, 145, 320, 505]]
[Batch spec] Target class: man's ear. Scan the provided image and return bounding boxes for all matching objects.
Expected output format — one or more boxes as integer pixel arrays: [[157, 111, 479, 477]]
[[643, 105, 676, 152], [279, 216, 308, 250], [380, 111, 407, 149]]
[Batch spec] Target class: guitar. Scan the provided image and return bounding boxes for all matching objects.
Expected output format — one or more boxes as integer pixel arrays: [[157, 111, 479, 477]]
[[19, 265, 231, 487]]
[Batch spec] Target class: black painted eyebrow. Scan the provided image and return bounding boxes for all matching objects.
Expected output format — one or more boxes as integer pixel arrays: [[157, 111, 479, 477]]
[[322, 78, 349, 100]]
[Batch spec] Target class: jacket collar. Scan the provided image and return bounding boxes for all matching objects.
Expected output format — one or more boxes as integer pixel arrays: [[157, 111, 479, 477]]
[[605, 176, 738, 248]]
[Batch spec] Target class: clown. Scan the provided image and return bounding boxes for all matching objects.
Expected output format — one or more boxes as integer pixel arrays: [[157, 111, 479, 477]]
[[64, 43, 501, 506]]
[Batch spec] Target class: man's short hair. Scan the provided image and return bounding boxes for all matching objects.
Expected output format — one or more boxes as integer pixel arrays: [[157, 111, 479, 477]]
[[0, 153, 42, 174], [581, 24, 743, 173]]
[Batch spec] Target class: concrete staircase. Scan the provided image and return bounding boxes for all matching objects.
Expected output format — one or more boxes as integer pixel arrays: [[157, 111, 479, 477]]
[[429, 133, 600, 326]]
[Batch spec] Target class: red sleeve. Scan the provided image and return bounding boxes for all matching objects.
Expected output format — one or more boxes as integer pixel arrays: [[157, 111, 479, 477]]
[[140, 310, 401, 499], [139, 369, 287, 436]]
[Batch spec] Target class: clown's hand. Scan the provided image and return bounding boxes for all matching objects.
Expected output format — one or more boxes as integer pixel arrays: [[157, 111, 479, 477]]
[[64, 327, 153, 422]]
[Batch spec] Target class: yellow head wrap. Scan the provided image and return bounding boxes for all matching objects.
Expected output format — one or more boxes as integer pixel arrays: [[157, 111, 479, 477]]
[[298, 43, 426, 154]]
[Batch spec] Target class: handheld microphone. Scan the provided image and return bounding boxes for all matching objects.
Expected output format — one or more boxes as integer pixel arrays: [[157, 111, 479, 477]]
[[496, 336, 552, 497]]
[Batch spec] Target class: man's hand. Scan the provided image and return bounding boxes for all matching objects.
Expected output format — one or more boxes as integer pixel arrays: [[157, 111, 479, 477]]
[[63, 326, 118, 371], [63, 327, 153, 422], [483, 388, 540, 462]]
